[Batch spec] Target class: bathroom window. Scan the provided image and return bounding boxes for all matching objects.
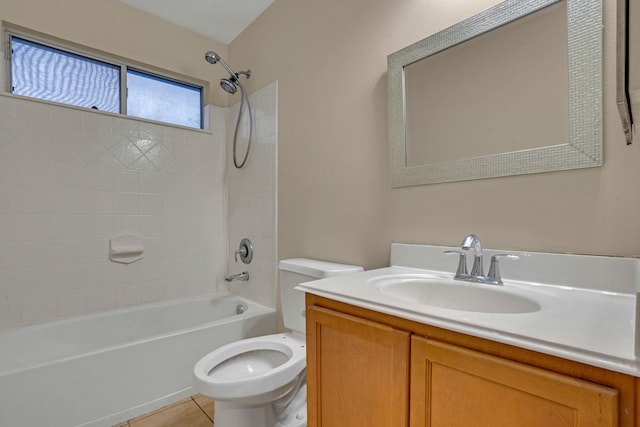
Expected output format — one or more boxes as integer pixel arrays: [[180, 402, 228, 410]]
[[126, 69, 202, 128], [6, 32, 203, 129]]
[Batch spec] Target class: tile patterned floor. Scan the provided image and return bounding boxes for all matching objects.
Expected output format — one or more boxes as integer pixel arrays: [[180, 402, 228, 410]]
[[114, 395, 214, 426]]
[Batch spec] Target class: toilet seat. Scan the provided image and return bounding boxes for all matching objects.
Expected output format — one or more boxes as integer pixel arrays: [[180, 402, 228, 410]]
[[193, 332, 306, 404]]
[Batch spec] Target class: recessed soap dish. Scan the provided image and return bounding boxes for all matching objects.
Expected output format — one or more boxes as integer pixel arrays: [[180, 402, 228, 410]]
[[109, 234, 144, 264]]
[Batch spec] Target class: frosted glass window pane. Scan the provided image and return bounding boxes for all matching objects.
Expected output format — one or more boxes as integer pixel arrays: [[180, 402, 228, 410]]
[[10, 37, 120, 113], [127, 69, 202, 128]]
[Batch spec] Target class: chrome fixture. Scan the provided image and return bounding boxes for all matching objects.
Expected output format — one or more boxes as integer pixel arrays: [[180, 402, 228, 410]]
[[235, 303, 248, 314], [446, 234, 519, 285], [235, 238, 253, 264], [225, 271, 250, 282], [204, 50, 254, 168], [443, 250, 467, 276], [487, 254, 520, 285], [460, 233, 484, 276]]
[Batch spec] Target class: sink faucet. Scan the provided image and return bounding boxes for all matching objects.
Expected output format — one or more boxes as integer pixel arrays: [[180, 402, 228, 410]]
[[445, 234, 519, 285], [460, 233, 484, 276]]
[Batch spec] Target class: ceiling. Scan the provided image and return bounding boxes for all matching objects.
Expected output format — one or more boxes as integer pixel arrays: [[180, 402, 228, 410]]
[[116, 0, 274, 44]]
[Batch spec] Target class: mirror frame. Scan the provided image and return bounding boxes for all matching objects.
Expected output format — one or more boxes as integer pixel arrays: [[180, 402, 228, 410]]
[[617, 0, 633, 144], [617, 0, 638, 145], [388, 0, 603, 187]]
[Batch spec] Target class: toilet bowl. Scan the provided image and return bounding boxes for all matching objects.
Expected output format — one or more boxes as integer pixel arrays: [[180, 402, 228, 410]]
[[193, 332, 306, 406], [193, 258, 363, 427]]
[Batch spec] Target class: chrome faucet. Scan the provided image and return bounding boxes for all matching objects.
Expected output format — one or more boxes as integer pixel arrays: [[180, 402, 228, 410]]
[[225, 271, 250, 282], [460, 233, 484, 276], [445, 234, 519, 285]]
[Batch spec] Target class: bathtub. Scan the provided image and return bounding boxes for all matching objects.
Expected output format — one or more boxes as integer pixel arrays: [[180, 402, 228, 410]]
[[0, 293, 276, 427]]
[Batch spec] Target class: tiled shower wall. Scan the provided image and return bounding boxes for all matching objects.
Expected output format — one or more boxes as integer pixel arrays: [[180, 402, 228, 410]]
[[226, 82, 278, 308], [0, 94, 227, 329]]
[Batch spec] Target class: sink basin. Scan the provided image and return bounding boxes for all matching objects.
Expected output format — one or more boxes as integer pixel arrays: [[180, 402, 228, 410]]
[[371, 276, 541, 314]]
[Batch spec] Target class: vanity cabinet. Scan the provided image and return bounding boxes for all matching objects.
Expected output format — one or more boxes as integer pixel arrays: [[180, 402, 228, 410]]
[[305, 304, 410, 426], [411, 336, 617, 427], [306, 294, 638, 427]]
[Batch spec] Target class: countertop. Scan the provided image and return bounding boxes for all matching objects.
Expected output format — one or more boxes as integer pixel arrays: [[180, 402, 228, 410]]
[[297, 265, 639, 376]]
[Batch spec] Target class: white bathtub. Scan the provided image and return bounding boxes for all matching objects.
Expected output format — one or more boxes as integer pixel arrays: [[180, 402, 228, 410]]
[[0, 293, 276, 427]]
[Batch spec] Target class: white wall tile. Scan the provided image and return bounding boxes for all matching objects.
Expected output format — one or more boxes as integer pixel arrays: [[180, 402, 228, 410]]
[[139, 171, 163, 193], [114, 169, 139, 192], [83, 191, 114, 215], [55, 288, 88, 318], [21, 292, 57, 324], [0, 82, 277, 328], [113, 215, 140, 234], [226, 81, 278, 309], [0, 94, 228, 328], [0, 159, 18, 186], [18, 188, 54, 214], [114, 192, 139, 215], [139, 215, 163, 237], [0, 188, 19, 214], [112, 117, 139, 138], [140, 194, 163, 215], [51, 189, 87, 214], [48, 215, 85, 240], [0, 242, 20, 269], [50, 163, 85, 189], [84, 215, 114, 239], [16, 159, 52, 187], [0, 294, 20, 328], [84, 167, 113, 191], [83, 110, 113, 135], [86, 285, 116, 313]]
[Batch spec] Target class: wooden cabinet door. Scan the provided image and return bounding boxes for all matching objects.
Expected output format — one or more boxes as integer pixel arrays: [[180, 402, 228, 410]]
[[410, 336, 618, 427], [306, 304, 410, 427]]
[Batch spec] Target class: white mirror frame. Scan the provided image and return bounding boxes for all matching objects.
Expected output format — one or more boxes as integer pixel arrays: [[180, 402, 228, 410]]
[[617, 0, 639, 145], [388, 0, 603, 187]]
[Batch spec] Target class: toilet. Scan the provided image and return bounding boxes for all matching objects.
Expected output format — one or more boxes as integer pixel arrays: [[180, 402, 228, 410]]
[[193, 258, 363, 427]]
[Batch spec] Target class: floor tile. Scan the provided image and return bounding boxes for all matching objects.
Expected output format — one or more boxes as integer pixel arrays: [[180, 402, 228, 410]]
[[128, 398, 212, 427], [192, 394, 215, 421]]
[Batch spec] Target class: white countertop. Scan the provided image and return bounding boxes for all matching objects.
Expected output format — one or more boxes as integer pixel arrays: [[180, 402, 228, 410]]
[[296, 244, 640, 376]]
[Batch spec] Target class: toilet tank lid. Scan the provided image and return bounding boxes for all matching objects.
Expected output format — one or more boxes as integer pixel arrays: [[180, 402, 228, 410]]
[[279, 258, 363, 278]]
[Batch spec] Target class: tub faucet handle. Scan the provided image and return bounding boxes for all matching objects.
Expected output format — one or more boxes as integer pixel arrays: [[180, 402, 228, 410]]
[[234, 238, 253, 264]]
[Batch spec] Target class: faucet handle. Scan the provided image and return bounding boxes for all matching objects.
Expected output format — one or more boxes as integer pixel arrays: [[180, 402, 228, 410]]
[[234, 238, 253, 264], [487, 254, 519, 284], [444, 250, 468, 277]]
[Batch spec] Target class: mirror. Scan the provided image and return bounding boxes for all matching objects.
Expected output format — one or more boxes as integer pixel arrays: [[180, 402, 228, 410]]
[[388, 0, 603, 187]]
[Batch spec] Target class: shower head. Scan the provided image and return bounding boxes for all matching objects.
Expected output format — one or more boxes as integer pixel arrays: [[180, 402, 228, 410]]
[[204, 50, 251, 95], [204, 50, 238, 80], [204, 50, 221, 65], [220, 78, 238, 94]]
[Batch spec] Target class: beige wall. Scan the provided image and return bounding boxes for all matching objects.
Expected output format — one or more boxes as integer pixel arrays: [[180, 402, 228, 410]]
[[231, 0, 640, 269], [3, 0, 637, 271], [0, 0, 228, 106]]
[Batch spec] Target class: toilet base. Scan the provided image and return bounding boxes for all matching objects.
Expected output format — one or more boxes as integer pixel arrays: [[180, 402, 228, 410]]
[[214, 400, 278, 427], [213, 382, 307, 427]]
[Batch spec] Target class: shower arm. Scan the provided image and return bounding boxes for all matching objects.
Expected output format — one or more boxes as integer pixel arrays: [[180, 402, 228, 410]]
[[236, 70, 251, 79]]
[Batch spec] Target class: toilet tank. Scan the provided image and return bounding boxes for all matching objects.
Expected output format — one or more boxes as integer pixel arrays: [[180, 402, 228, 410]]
[[278, 258, 363, 333]]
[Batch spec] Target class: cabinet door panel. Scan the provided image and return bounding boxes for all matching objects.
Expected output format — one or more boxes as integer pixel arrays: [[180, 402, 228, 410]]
[[306, 305, 410, 427], [410, 336, 618, 427]]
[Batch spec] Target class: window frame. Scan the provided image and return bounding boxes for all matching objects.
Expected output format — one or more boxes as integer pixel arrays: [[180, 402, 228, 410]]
[[4, 29, 205, 129]]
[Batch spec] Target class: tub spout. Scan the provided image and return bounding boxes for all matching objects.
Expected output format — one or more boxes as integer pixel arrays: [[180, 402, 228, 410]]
[[225, 271, 250, 282]]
